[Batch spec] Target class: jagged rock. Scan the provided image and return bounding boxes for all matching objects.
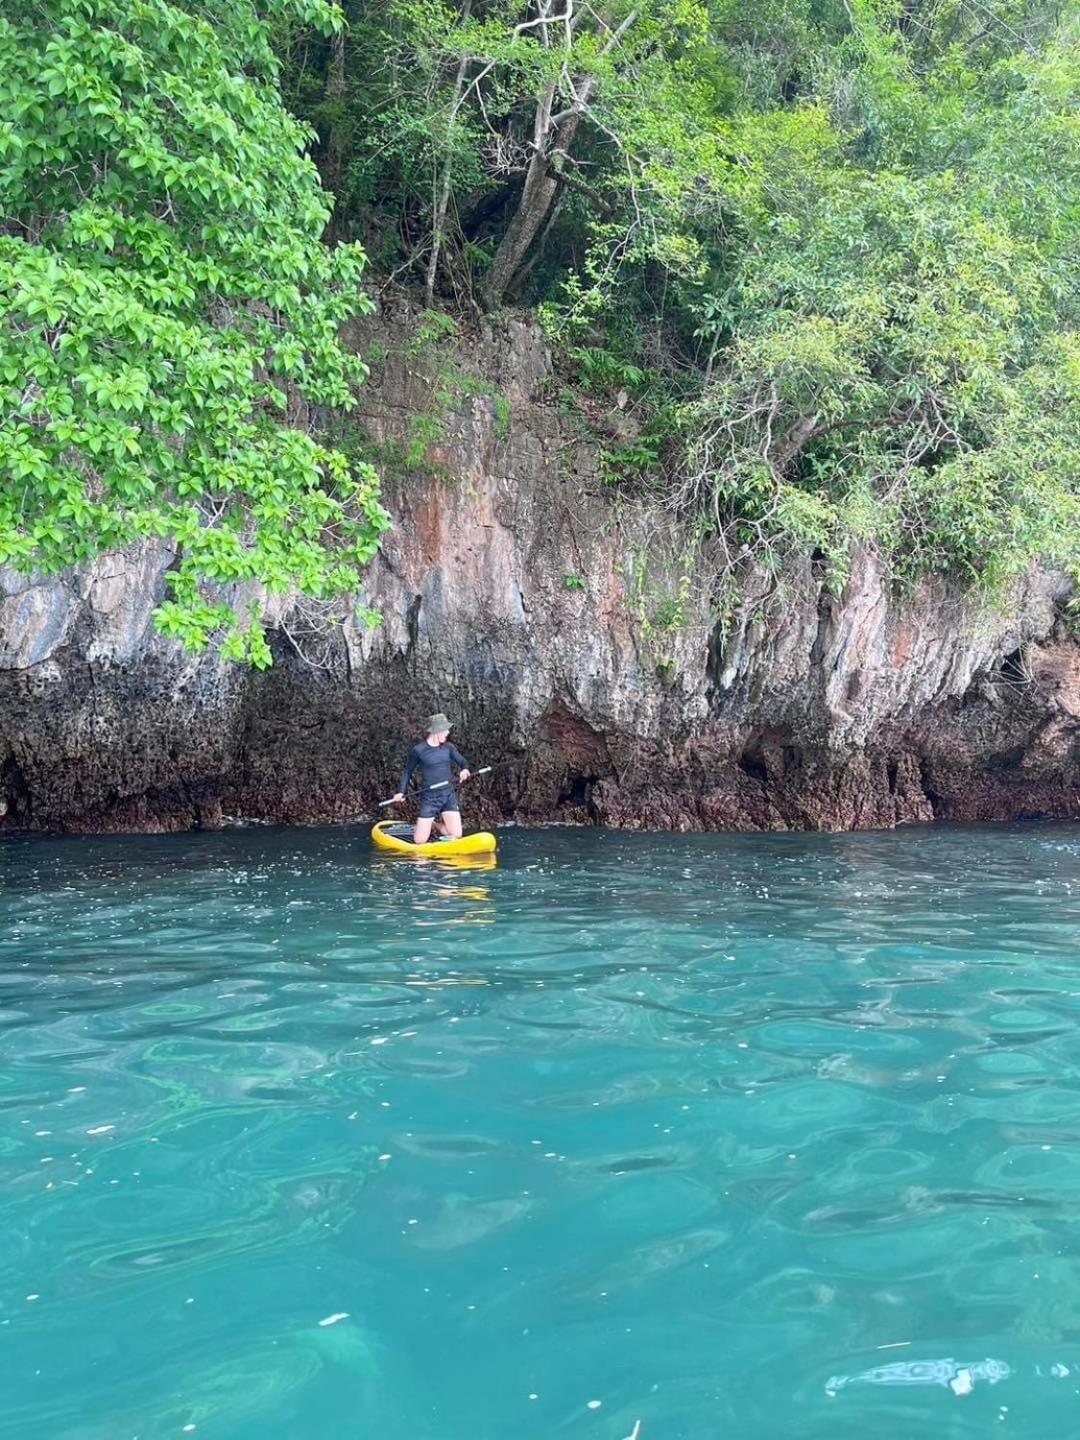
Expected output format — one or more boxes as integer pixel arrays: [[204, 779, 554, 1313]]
[[0, 299, 1076, 834]]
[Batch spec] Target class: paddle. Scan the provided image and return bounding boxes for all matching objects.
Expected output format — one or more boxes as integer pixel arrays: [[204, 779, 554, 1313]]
[[378, 765, 495, 809]]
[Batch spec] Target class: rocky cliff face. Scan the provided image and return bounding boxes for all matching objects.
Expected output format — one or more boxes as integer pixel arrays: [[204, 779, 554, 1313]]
[[1, 299, 1077, 834]]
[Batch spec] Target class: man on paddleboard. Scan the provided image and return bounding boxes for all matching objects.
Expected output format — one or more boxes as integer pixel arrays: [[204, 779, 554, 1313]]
[[391, 713, 472, 844]]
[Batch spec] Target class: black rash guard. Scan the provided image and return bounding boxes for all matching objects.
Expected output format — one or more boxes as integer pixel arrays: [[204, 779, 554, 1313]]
[[400, 740, 470, 798]]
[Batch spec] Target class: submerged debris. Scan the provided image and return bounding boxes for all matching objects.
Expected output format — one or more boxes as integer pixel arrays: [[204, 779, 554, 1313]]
[[826, 1357, 1009, 1398]]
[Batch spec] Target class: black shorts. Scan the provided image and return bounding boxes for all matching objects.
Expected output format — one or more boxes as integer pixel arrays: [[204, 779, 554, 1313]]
[[419, 789, 459, 820]]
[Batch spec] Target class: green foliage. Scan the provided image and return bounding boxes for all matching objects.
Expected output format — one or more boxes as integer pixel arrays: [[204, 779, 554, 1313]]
[[277, 0, 493, 267], [570, 347, 650, 397], [278, 0, 1076, 592], [673, 19, 1080, 589], [563, 572, 587, 592], [601, 423, 670, 487], [0, 0, 390, 661], [406, 307, 459, 356], [622, 540, 696, 663], [405, 410, 446, 469], [492, 393, 512, 441]]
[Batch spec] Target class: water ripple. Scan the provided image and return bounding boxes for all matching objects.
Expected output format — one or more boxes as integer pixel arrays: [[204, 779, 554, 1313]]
[[0, 822, 1078, 1439]]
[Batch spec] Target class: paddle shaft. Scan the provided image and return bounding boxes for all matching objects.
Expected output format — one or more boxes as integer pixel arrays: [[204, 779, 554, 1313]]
[[378, 765, 493, 808]]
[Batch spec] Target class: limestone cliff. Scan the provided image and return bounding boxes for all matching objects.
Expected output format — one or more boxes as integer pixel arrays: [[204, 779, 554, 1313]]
[[1, 299, 1076, 834]]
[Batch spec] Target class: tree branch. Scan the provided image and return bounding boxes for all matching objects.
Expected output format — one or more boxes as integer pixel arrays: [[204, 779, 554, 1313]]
[[426, 0, 474, 305], [548, 149, 614, 213]]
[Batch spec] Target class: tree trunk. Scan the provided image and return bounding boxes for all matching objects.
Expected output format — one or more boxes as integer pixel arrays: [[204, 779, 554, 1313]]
[[481, 110, 584, 309], [425, 0, 473, 306], [773, 412, 820, 474], [329, 25, 345, 95], [325, 22, 346, 239], [479, 5, 638, 310]]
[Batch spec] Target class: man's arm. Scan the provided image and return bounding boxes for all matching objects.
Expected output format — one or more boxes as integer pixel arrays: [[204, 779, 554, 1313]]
[[399, 746, 421, 796], [450, 743, 471, 784]]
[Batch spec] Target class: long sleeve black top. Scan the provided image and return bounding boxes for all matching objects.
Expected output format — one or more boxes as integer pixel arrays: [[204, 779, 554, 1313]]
[[400, 740, 469, 797]]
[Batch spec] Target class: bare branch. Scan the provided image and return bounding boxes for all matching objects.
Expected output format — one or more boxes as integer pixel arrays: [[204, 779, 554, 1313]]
[[513, 7, 574, 36]]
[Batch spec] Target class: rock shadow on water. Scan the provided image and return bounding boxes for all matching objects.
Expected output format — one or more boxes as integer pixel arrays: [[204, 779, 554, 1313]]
[[404, 1194, 532, 1250], [802, 1183, 1057, 1234], [566, 1224, 733, 1301]]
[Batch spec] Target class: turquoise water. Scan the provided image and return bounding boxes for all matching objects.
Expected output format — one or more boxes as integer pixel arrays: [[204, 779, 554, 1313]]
[[2, 823, 1079, 1439]]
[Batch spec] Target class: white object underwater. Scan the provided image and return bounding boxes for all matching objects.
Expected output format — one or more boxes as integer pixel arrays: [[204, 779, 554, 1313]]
[[825, 1357, 1010, 1397]]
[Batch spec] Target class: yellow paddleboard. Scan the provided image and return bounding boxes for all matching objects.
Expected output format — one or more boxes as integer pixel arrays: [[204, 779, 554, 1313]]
[[371, 820, 498, 859]]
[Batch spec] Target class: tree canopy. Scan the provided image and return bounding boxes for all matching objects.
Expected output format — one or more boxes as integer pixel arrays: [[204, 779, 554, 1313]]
[[282, 0, 1079, 592], [0, 0, 389, 663]]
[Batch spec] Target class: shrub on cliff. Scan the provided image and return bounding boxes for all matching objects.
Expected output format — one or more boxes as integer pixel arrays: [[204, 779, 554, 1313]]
[[0, 0, 389, 663]]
